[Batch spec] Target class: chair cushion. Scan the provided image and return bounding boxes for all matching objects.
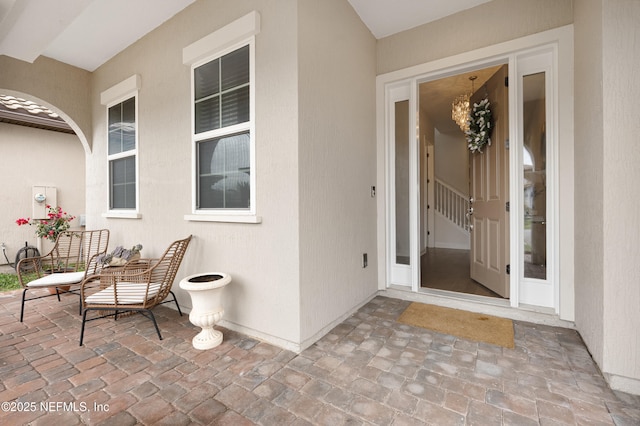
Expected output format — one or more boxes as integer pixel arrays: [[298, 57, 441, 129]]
[[85, 282, 161, 305], [27, 271, 86, 288]]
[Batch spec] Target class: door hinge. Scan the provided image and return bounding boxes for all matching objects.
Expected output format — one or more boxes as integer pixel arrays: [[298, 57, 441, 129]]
[[506, 201, 510, 212], [505, 76, 509, 87], [506, 264, 510, 275]]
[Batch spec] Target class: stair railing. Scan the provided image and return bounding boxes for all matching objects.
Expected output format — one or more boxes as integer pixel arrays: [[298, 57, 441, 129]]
[[435, 179, 470, 232]]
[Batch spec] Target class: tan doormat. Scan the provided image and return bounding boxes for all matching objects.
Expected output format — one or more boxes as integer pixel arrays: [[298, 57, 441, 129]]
[[397, 302, 515, 349]]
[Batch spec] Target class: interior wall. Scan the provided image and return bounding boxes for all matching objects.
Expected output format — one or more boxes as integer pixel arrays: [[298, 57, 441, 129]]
[[0, 56, 92, 150], [419, 109, 435, 250], [434, 129, 469, 194], [88, 0, 304, 349], [297, 0, 378, 346], [431, 130, 471, 250], [0, 123, 86, 262]]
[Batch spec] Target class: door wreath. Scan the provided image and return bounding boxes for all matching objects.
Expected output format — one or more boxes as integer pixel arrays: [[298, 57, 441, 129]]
[[466, 97, 493, 153]]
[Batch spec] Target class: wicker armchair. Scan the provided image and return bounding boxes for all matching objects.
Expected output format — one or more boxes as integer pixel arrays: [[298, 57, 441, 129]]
[[17, 229, 110, 322], [78, 235, 192, 346]]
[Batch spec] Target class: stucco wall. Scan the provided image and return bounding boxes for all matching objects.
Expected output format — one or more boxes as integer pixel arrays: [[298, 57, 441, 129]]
[[0, 123, 85, 263], [574, 0, 640, 394], [573, 0, 605, 376], [376, 0, 573, 75], [297, 0, 378, 345], [601, 0, 640, 392], [0, 56, 92, 150], [88, 0, 303, 348]]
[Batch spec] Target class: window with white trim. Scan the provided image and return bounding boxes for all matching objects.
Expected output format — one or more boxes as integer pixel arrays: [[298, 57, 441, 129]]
[[193, 44, 252, 210], [107, 96, 137, 210], [183, 11, 259, 221]]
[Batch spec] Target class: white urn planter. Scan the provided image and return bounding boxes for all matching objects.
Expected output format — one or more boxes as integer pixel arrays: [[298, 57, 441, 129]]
[[179, 272, 231, 350]]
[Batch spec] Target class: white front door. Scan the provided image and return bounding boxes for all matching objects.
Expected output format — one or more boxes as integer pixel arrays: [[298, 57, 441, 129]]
[[469, 65, 510, 298]]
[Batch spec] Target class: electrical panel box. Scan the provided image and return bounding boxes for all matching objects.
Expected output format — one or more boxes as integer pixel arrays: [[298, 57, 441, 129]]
[[32, 186, 57, 219]]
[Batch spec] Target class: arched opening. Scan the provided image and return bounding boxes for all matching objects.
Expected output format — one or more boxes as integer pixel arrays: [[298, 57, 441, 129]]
[[0, 89, 91, 153], [0, 90, 87, 265]]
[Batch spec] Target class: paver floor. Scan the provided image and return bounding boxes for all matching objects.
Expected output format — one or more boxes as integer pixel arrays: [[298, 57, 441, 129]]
[[0, 289, 639, 425]]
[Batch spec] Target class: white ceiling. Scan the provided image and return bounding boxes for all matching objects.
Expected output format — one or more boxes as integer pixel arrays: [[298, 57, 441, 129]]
[[0, 0, 196, 71], [0, 0, 490, 72], [348, 0, 490, 39]]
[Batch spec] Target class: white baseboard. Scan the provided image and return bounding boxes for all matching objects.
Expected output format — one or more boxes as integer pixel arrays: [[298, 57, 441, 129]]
[[434, 242, 469, 250]]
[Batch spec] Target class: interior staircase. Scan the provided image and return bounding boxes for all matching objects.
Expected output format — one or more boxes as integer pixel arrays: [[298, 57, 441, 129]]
[[434, 179, 470, 249]]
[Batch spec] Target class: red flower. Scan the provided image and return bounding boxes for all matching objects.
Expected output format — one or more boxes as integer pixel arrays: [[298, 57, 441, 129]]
[[15, 205, 75, 242], [16, 218, 30, 226]]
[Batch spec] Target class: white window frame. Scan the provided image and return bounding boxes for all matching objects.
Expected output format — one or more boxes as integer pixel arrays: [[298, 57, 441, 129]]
[[100, 75, 141, 219], [183, 11, 261, 224]]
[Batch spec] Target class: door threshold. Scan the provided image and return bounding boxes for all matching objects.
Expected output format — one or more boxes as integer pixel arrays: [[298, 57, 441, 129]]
[[419, 286, 510, 306], [383, 286, 574, 329]]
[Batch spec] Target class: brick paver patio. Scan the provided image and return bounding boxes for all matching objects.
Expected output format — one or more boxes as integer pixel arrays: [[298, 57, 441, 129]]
[[1, 288, 639, 425]]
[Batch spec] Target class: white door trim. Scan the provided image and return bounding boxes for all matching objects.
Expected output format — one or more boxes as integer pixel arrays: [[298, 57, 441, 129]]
[[377, 25, 574, 319], [511, 47, 559, 310]]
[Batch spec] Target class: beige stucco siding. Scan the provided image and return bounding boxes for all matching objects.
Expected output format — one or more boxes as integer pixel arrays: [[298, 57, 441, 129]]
[[376, 0, 574, 75], [574, 0, 606, 378], [0, 123, 85, 259], [574, 0, 640, 394], [297, 0, 378, 345], [0, 56, 92, 150], [600, 0, 640, 391]]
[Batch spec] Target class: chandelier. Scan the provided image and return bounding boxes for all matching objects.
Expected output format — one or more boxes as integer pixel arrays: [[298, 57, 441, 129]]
[[451, 76, 477, 133]]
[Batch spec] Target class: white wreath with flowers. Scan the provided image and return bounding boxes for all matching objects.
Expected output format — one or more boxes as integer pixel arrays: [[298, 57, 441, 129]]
[[465, 97, 493, 153]]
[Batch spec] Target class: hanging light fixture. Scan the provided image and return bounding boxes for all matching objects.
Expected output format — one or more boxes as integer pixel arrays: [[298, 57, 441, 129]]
[[451, 76, 477, 133]]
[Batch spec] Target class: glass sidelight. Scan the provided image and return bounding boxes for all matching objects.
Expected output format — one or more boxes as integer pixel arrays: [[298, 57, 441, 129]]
[[395, 100, 410, 266], [522, 72, 546, 280], [387, 82, 414, 288]]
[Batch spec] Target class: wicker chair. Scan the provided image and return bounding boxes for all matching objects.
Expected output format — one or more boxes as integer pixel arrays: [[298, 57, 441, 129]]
[[17, 229, 110, 322], [78, 235, 192, 346]]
